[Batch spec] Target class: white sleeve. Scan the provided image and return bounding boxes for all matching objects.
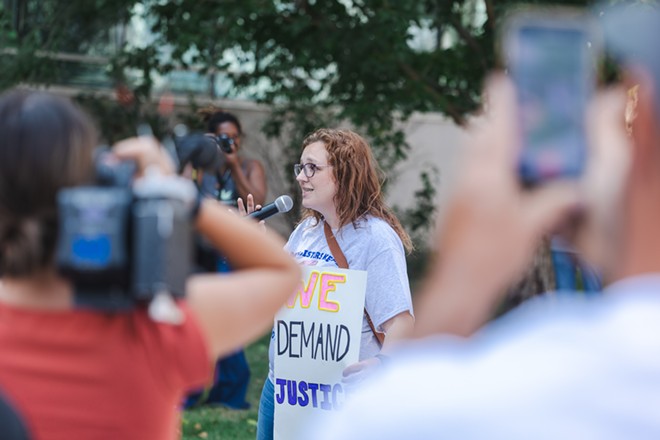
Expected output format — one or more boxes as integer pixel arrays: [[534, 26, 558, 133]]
[[363, 234, 413, 332]]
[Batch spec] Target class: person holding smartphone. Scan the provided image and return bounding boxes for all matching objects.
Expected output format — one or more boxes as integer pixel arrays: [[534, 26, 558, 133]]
[[314, 5, 660, 439]]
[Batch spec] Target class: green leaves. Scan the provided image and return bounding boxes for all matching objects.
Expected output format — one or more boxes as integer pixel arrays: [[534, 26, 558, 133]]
[[7, 0, 631, 241]]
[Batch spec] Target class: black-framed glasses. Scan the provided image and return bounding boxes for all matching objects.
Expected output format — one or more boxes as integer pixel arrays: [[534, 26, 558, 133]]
[[293, 163, 332, 178]]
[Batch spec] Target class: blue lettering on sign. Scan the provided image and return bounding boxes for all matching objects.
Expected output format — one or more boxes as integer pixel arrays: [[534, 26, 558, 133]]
[[308, 382, 319, 408], [319, 384, 332, 410], [298, 381, 309, 407], [274, 378, 345, 411]]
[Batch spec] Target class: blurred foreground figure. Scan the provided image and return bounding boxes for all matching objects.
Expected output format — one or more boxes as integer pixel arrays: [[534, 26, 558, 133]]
[[0, 91, 299, 439], [315, 4, 660, 439]]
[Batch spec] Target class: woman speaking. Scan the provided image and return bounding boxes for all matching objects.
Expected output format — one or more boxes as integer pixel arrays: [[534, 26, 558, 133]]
[[256, 128, 415, 439]]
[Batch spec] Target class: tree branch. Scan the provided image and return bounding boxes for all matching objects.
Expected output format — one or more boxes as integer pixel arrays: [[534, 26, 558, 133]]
[[449, 16, 488, 71], [398, 62, 466, 126]]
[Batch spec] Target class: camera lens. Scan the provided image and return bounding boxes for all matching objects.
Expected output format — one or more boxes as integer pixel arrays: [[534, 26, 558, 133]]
[[216, 134, 234, 154]]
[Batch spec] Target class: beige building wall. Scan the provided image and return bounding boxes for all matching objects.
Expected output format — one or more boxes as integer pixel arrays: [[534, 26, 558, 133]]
[[391, 112, 468, 221]]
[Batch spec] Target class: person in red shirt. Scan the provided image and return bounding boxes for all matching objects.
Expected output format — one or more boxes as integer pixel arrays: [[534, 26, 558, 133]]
[[0, 90, 300, 440]]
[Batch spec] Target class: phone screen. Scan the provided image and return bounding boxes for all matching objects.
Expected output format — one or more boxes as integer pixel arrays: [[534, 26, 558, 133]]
[[506, 18, 594, 185]]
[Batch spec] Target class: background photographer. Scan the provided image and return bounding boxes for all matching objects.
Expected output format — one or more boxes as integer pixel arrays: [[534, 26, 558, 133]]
[[197, 107, 268, 207], [180, 108, 271, 410], [0, 89, 299, 439]]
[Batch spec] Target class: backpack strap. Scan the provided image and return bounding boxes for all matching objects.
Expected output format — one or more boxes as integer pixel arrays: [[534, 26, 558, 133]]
[[323, 221, 385, 346]]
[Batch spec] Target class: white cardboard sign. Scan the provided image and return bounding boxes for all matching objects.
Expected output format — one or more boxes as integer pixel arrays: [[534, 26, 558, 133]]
[[273, 266, 367, 440]]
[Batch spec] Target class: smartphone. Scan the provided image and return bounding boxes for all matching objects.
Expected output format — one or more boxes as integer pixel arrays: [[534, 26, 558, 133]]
[[503, 10, 600, 186]]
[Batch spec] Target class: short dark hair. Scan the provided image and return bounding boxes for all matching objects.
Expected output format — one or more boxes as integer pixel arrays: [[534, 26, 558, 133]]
[[198, 108, 243, 135], [0, 90, 96, 277]]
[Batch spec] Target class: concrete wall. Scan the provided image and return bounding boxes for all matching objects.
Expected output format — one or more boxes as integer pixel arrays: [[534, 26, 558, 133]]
[[391, 112, 468, 221]]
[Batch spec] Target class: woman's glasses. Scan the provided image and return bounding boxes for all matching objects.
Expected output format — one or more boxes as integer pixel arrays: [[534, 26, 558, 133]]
[[293, 163, 332, 178]]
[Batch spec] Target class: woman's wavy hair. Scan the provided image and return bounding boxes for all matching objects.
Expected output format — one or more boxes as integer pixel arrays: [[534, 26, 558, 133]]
[[0, 90, 96, 277], [300, 128, 413, 253]]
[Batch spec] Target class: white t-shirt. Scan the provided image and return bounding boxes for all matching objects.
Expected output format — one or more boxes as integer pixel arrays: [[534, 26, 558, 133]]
[[314, 275, 660, 440], [268, 215, 413, 380]]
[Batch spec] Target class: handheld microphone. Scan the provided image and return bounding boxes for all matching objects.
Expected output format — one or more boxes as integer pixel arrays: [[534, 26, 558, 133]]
[[248, 195, 294, 221]]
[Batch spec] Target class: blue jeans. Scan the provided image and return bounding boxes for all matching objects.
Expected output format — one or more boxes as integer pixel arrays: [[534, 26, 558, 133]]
[[551, 248, 601, 293], [256, 377, 274, 440]]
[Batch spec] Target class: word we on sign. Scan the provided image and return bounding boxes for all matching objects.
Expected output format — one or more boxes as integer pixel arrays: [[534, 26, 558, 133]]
[[286, 271, 346, 312]]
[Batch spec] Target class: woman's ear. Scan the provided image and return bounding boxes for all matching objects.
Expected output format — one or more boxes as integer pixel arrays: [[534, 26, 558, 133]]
[[624, 66, 660, 173]]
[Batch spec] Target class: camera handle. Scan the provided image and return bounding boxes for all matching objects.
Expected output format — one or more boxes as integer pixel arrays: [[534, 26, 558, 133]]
[[148, 291, 185, 324]]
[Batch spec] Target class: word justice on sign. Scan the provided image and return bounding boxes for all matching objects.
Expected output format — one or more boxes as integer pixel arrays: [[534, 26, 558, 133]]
[[275, 377, 345, 411], [287, 271, 345, 312]]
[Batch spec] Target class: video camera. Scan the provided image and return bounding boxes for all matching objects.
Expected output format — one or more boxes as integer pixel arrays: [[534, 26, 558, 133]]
[[54, 129, 249, 315], [56, 149, 198, 314], [170, 130, 231, 199], [172, 129, 235, 173], [173, 133, 222, 173]]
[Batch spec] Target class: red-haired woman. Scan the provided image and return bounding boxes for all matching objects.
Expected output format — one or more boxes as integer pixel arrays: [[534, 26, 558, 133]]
[[256, 128, 415, 439]]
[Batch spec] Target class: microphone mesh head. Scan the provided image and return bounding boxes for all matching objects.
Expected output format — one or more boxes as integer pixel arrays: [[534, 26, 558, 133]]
[[274, 195, 294, 213]]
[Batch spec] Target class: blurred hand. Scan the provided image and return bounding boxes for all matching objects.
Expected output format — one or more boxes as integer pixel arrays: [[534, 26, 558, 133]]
[[341, 358, 381, 390], [441, 75, 580, 293], [113, 136, 175, 177], [414, 74, 581, 338], [223, 144, 240, 168]]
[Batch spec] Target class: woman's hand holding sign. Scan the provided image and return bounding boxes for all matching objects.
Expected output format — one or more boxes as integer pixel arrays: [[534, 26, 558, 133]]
[[341, 311, 414, 387]]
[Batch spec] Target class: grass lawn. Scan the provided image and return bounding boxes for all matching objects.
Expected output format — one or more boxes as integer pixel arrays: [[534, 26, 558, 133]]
[[181, 334, 270, 440]]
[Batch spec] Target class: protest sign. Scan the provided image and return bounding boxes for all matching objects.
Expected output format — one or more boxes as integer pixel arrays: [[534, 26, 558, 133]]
[[273, 266, 367, 440]]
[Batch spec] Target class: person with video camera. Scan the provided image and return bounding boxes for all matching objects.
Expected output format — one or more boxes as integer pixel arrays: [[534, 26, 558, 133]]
[[198, 107, 267, 207], [0, 89, 300, 440]]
